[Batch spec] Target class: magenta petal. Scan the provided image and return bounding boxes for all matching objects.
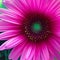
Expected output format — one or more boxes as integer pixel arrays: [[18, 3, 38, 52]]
[[0, 14, 22, 25], [0, 8, 22, 17], [47, 0, 60, 12], [0, 30, 20, 40], [26, 0, 33, 8], [47, 41, 60, 60], [0, 36, 25, 50], [9, 41, 26, 60], [38, 0, 51, 11], [20, 44, 35, 60], [52, 24, 60, 37], [33, 46, 41, 60], [26, 0, 36, 10], [0, 26, 19, 32], [49, 38, 60, 52], [35, 0, 40, 9], [51, 19, 60, 37], [12, 0, 29, 13], [41, 44, 49, 60], [27, 46, 35, 60], [0, 20, 17, 26], [3, 0, 21, 13], [0, 20, 19, 32], [49, 53, 55, 60]]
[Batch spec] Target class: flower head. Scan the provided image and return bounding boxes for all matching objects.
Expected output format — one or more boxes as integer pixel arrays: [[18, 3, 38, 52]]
[[0, 0, 60, 60]]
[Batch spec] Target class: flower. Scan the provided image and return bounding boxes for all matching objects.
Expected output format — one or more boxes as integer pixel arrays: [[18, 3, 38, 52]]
[[0, 0, 60, 60]]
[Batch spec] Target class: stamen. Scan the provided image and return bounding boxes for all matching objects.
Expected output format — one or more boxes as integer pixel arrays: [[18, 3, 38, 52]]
[[22, 12, 52, 43]]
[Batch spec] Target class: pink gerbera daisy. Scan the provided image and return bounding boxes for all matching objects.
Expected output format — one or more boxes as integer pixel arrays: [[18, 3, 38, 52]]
[[0, 0, 60, 60]]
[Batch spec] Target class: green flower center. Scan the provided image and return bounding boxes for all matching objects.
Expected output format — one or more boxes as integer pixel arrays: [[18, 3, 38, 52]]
[[32, 22, 42, 33]]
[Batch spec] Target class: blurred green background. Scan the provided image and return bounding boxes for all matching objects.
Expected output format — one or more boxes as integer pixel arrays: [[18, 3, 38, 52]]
[[0, 0, 6, 8]]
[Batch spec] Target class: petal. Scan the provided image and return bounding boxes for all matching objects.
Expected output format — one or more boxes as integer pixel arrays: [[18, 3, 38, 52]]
[[3, 0, 20, 13], [41, 44, 49, 60], [0, 35, 25, 50], [9, 40, 27, 60], [47, 0, 60, 12], [0, 20, 19, 32], [26, 0, 33, 9], [47, 41, 60, 60], [51, 19, 60, 37], [26, 0, 41, 11], [0, 20, 18, 26], [12, 0, 29, 13], [27, 46, 35, 60], [55, 9, 60, 17], [49, 53, 55, 60], [0, 8, 23, 18], [0, 14, 22, 25], [35, 0, 40, 9], [0, 30, 20, 40], [53, 26, 60, 37], [0, 26, 19, 32], [26, 0, 36, 10], [20, 44, 35, 60], [33, 46, 41, 60], [38, 0, 52, 12], [49, 37, 60, 52]]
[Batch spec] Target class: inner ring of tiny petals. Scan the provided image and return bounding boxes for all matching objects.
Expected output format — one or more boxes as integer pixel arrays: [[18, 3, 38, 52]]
[[21, 11, 52, 43]]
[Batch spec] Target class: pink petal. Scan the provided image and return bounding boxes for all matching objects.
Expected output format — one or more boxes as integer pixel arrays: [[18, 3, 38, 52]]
[[0, 30, 20, 40], [38, 0, 51, 12], [55, 53, 60, 60], [47, 0, 60, 12], [50, 17, 60, 37], [0, 20, 19, 32], [20, 44, 35, 60], [41, 44, 49, 60], [0, 35, 25, 50], [49, 53, 55, 60], [9, 40, 27, 60], [26, 0, 41, 10], [49, 38, 60, 52], [26, 0, 36, 10], [12, 0, 29, 13], [26, 46, 35, 60], [0, 14, 22, 25], [31, 0, 37, 9], [47, 41, 60, 60], [3, 0, 21, 13], [0, 26, 19, 32], [52, 21, 60, 37], [35, 0, 40, 9], [42, 0, 52, 11], [55, 9, 60, 16], [0, 8, 23, 18], [0, 20, 18, 26], [33, 46, 41, 60]]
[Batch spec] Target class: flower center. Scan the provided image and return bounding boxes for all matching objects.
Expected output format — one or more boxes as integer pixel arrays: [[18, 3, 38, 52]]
[[32, 22, 42, 33], [21, 11, 52, 43]]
